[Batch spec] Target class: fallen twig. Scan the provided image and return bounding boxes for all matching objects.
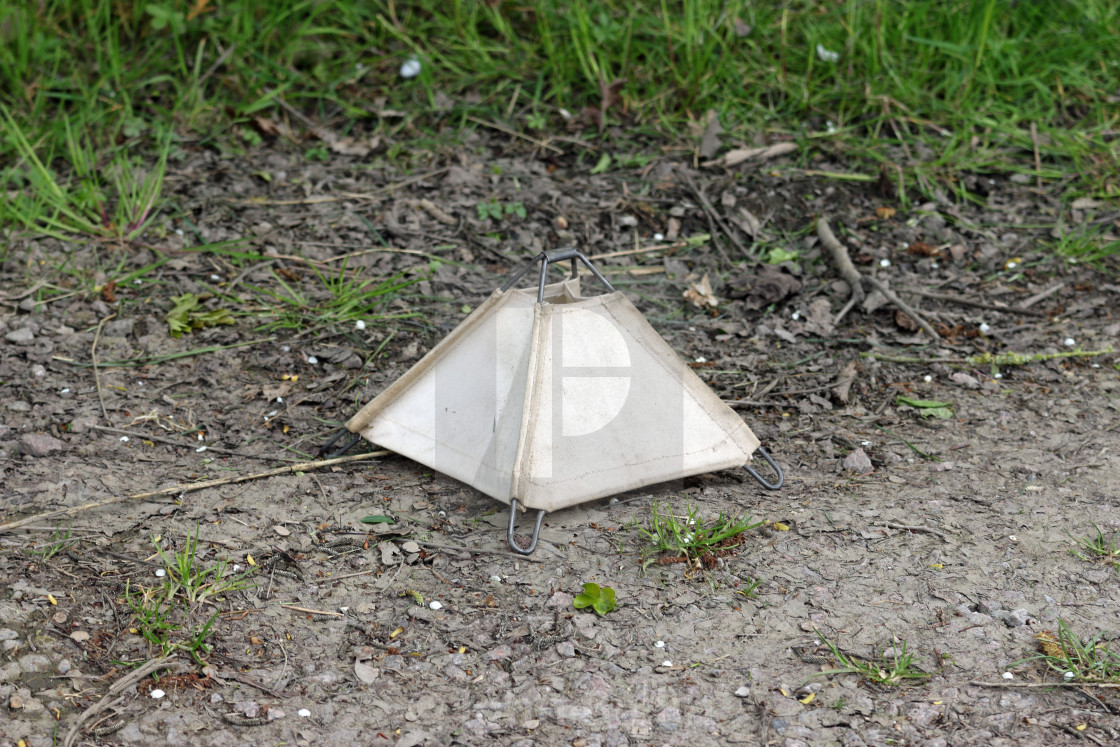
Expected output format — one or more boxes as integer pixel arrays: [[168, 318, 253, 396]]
[[875, 521, 950, 541], [903, 288, 1047, 317], [64, 654, 178, 747], [282, 604, 343, 617], [969, 680, 1120, 690], [89, 424, 305, 463], [0, 451, 387, 534], [91, 313, 115, 422], [680, 168, 738, 264], [818, 217, 938, 338]]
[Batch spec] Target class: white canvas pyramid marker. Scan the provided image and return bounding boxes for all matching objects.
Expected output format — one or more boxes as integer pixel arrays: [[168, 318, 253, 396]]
[[336, 250, 782, 553]]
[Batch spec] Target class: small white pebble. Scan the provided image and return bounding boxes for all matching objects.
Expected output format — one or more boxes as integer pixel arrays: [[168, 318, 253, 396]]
[[429, 601, 443, 610], [175, 229, 184, 236], [1006, 261, 1018, 269], [155, 569, 166, 577], [1009, 535, 1018, 541], [298, 708, 311, 718], [134, 279, 142, 284], [282, 345, 291, 352], [879, 258, 891, 267], [355, 320, 366, 330], [267, 410, 278, 418], [210, 274, 220, 281], [61, 388, 70, 393], [490, 575, 502, 583], [195, 446, 207, 453], [861, 441, 871, 446], [559, 108, 572, 120], [655, 640, 665, 648], [923, 375, 932, 383], [791, 310, 801, 320], [400, 56, 421, 79], [150, 689, 166, 698], [339, 607, 349, 613], [233, 565, 241, 572], [1064, 671, 1075, 681], [994, 373, 1002, 379], [120, 436, 129, 442], [653, 233, 664, 241], [276, 396, 283, 403], [307, 356, 318, 364], [1002, 672, 1014, 680], [1063, 338, 1075, 347], [931, 262, 939, 269], [661, 660, 673, 667], [979, 323, 990, 333], [695, 356, 706, 363]]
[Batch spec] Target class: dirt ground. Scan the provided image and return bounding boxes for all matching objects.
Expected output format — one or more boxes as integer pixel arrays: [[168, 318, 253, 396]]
[[2, 136, 1119, 747]]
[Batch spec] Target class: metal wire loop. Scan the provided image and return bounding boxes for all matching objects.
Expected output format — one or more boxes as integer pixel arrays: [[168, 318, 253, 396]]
[[506, 498, 548, 555], [744, 446, 784, 490]]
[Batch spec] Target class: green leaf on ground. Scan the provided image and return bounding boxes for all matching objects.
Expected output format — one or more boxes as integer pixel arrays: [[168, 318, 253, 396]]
[[573, 582, 616, 616], [590, 153, 612, 174], [896, 396, 953, 419], [166, 294, 234, 338], [360, 515, 395, 525]]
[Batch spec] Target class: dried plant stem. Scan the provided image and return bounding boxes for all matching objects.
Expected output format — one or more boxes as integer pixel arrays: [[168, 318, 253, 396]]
[[0, 451, 387, 534], [817, 217, 938, 338]]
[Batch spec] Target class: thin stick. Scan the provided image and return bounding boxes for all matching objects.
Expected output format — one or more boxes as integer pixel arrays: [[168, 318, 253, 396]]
[[903, 288, 1047, 317], [969, 680, 1120, 690], [0, 451, 388, 534], [816, 218, 865, 303], [465, 116, 563, 154], [89, 424, 305, 463], [282, 604, 343, 617], [92, 313, 116, 422], [863, 276, 940, 339], [1018, 282, 1066, 310], [679, 169, 737, 264], [875, 521, 950, 541], [63, 654, 178, 747]]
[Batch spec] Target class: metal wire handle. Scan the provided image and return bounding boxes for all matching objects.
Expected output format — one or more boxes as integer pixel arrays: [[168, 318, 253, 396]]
[[499, 248, 615, 302], [744, 446, 784, 490]]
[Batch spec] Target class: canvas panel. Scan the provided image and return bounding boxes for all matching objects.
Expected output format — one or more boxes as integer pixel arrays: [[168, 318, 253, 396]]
[[511, 292, 760, 512], [348, 278, 581, 501]]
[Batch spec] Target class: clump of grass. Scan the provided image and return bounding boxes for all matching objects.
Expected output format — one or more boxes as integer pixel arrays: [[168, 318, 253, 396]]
[[152, 524, 254, 607], [29, 522, 77, 561], [125, 581, 220, 665], [247, 261, 426, 333], [811, 630, 930, 686], [641, 501, 763, 567], [1068, 523, 1120, 568], [2, 110, 169, 241], [1024, 622, 1120, 683]]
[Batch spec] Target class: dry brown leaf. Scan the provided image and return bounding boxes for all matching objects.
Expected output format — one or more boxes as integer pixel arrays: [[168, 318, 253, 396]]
[[683, 274, 719, 309], [833, 360, 858, 404]]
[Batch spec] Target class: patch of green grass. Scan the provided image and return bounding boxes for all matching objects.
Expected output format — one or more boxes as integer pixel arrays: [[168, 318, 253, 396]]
[[152, 524, 254, 607], [29, 523, 76, 561], [641, 501, 763, 562], [1023, 622, 1120, 683], [2, 109, 169, 241], [811, 630, 930, 686], [3, 0, 1118, 217], [1051, 224, 1120, 269], [247, 260, 427, 333], [1069, 523, 1120, 568], [125, 580, 221, 665]]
